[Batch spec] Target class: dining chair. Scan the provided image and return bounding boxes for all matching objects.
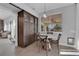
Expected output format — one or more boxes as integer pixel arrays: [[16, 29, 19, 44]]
[[38, 35, 48, 50], [36, 33, 49, 54], [36, 33, 44, 52], [35, 33, 40, 46], [51, 33, 62, 55]]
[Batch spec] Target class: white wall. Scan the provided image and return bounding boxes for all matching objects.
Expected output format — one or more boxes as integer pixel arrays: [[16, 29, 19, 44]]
[[39, 4, 76, 48], [0, 5, 18, 47], [0, 5, 17, 55], [4, 14, 17, 47], [75, 4, 79, 50]]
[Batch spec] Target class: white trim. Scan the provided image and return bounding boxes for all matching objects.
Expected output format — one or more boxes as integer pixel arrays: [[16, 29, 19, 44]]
[[60, 52, 79, 55]]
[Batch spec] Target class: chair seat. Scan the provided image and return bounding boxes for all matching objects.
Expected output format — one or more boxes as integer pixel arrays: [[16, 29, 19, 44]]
[[48, 33, 62, 44], [51, 40, 58, 44], [47, 34, 58, 40]]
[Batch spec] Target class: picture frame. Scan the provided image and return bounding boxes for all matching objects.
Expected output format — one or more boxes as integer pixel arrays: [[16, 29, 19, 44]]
[[41, 14, 62, 33]]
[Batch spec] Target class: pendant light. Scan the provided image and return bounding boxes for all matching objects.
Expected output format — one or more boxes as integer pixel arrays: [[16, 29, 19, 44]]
[[43, 3, 47, 18]]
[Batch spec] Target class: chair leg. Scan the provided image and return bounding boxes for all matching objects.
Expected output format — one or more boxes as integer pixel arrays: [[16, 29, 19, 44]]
[[39, 41, 44, 53], [39, 41, 41, 53], [46, 49, 48, 56], [45, 43, 48, 56], [57, 44, 60, 56], [36, 40, 41, 53]]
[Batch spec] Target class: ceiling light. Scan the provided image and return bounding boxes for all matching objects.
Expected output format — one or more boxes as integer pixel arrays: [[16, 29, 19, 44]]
[[43, 13, 47, 18], [43, 3, 47, 18]]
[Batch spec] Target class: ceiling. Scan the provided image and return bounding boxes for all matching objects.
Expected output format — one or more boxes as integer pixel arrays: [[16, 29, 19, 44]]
[[25, 3, 73, 14], [0, 3, 21, 13], [0, 3, 74, 19], [0, 3, 21, 19]]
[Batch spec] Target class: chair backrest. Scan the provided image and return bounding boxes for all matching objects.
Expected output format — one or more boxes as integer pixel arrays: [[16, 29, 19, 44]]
[[57, 33, 62, 41]]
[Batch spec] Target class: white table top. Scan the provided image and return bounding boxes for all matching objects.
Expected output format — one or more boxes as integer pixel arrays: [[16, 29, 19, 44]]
[[40, 33, 59, 40]]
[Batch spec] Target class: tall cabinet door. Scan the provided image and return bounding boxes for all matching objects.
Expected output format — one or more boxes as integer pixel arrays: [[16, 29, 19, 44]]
[[34, 18, 38, 33], [24, 14, 30, 46], [34, 18, 38, 40], [18, 11, 24, 47], [29, 16, 35, 43], [0, 20, 4, 31]]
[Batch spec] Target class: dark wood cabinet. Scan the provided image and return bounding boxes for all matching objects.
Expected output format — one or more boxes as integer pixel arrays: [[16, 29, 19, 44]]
[[18, 10, 38, 47]]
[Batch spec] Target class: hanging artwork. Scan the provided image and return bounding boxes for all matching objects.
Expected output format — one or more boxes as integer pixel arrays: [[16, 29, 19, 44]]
[[41, 14, 62, 33]]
